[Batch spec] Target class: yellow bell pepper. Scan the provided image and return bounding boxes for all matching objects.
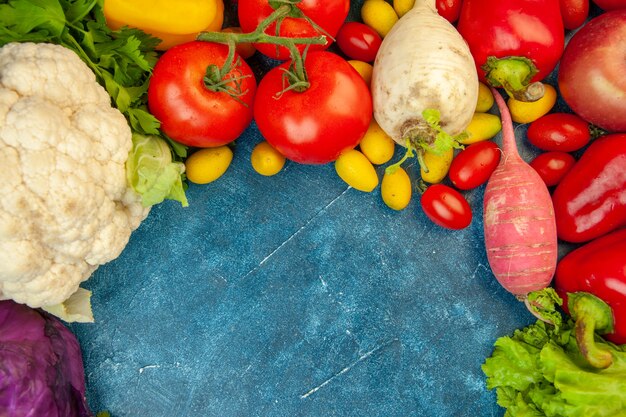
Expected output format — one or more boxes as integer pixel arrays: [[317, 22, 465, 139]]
[[104, 0, 225, 50]]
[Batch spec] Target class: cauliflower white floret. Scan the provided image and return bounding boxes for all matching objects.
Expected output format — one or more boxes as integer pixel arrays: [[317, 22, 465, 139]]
[[0, 42, 150, 312]]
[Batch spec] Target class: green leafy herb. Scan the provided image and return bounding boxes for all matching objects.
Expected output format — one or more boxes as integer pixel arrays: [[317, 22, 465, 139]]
[[0, 0, 188, 205]]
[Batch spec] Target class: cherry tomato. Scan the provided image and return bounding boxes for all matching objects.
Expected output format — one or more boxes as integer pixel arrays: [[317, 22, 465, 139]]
[[559, 0, 589, 30], [437, 0, 463, 23], [530, 151, 576, 187], [336, 21, 382, 63], [254, 51, 372, 165], [421, 184, 472, 230], [527, 112, 591, 152], [147, 41, 256, 148], [238, 0, 349, 60], [449, 141, 501, 190]]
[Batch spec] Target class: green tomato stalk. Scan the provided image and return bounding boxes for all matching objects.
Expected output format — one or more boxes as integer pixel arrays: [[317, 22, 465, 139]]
[[196, 1, 328, 94]]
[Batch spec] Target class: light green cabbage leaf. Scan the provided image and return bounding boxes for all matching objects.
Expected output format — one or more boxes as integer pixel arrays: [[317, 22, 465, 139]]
[[126, 133, 188, 208]]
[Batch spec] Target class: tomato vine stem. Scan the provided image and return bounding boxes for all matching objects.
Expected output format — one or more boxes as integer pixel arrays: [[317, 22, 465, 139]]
[[196, 2, 328, 95]]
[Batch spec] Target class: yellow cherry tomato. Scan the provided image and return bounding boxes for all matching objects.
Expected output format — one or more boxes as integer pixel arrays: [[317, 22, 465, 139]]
[[251, 141, 286, 176], [361, 0, 399, 38], [475, 82, 495, 113], [359, 119, 396, 165], [348, 60, 373, 89], [459, 112, 502, 145], [507, 83, 558, 124], [393, 0, 415, 17], [335, 149, 379, 192], [185, 146, 233, 184], [382, 167, 412, 210], [420, 148, 454, 184]]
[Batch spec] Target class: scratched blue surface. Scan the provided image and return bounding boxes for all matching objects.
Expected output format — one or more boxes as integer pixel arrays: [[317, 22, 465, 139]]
[[68, 2, 595, 417]]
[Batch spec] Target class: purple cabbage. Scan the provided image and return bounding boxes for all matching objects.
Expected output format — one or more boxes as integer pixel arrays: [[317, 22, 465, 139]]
[[0, 300, 93, 417]]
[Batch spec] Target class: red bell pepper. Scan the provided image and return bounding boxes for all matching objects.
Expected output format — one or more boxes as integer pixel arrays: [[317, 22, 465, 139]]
[[555, 228, 626, 368], [456, 0, 565, 101], [552, 134, 626, 243]]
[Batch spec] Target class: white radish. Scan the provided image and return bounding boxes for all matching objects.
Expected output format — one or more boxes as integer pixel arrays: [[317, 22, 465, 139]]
[[483, 88, 558, 306], [371, 0, 478, 152]]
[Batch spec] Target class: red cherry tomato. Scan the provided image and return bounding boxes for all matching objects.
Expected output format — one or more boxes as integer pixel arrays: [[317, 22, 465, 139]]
[[336, 21, 382, 62], [527, 113, 591, 152], [238, 0, 349, 60], [449, 141, 501, 190], [421, 184, 472, 230], [437, 0, 463, 23], [529, 151, 576, 187], [254, 51, 372, 164], [559, 0, 589, 30], [147, 41, 256, 148]]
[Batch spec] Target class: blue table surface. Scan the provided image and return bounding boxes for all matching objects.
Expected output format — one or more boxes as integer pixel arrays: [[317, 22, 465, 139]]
[[69, 2, 594, 416]]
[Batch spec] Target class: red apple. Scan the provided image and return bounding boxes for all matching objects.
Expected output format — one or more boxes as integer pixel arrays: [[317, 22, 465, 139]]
[[557, 10, 626, 132]]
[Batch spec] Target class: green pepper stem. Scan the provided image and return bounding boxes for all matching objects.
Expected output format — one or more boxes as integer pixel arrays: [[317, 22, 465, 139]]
[[482, 56, 544, 102], [568, 292, 615, 369]]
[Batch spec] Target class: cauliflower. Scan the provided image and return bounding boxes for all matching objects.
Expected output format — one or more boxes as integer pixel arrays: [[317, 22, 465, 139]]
[[0, 42, 150, 317]]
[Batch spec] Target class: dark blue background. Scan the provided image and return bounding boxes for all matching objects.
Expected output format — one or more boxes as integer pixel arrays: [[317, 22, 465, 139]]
[[70, 2, 595, 416]]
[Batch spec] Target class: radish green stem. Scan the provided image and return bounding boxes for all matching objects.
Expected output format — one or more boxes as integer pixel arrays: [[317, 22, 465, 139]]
[[522, 288, 562, 327], [385, 140, 416, 175]]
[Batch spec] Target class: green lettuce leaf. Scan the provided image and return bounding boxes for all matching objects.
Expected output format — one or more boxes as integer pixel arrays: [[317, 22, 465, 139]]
[[483, 320, 626, 417]]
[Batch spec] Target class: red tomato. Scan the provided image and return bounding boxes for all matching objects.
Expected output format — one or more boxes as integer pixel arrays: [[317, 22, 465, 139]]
[[147, 41, 256, 148], [254, 51, 372, 165], [526, 113, 591, 152], [530, 151, 576, 187], [336, 21, 382, 62], [238, 0, 349, 60], [437, 0, 463, 23], [421, 184, 472, 230], [448, 141, 501, 190]]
